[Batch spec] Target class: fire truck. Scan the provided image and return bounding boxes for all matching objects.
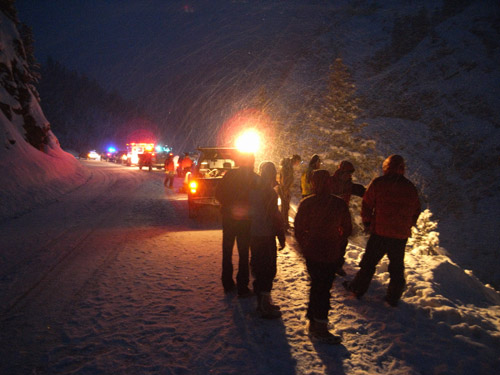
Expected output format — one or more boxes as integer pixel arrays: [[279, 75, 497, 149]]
[[126, 142, 173, 171], [126, 142, 155, 168]]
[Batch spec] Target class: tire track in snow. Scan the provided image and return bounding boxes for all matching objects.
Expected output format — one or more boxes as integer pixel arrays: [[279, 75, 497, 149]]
[[0, 164, 154, 317]]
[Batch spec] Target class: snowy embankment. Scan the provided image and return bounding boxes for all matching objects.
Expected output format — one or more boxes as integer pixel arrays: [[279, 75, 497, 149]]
[[0, 141, 90, 221], [0, 8, 90, 222], [0, 104, 89, 221]]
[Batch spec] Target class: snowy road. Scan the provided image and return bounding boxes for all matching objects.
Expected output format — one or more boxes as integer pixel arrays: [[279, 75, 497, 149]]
[[1, 161, 499, 375]]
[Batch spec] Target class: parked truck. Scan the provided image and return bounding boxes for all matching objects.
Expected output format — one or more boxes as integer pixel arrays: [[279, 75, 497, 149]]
[[185, 147, 242, 218]]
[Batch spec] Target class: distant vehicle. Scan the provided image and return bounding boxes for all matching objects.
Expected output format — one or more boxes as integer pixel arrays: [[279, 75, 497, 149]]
[[152, 151, 171, 170], [77, 151, 89, 159], [126, 142, 155, 166], [137, 150, 172, 171], [138, 152, 153, 171], [186, 147, 240, 218], [87, 150, 101, 161], [109, 151, 129, 164]]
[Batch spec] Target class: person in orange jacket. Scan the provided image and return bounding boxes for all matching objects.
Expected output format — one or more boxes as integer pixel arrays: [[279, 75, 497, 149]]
[[164, 153, 175, 188], [343, 155, 421, 307], [180, 153, 193, 176]]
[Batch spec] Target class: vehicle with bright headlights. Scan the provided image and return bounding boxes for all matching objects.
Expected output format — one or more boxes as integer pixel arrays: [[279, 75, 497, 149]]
[[87, 150, 101, 161], [186, 129, 261, 218], [186, 147, 241, 218]]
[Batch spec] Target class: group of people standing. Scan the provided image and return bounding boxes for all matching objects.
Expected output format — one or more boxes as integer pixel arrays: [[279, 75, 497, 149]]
[[215, 152, 421, 345], [164, 152, 193, 188]]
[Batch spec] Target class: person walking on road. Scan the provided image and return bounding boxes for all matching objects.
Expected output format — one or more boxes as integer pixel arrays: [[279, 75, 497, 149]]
[[215, 152, 259, 297], [164, 153, 175, 188], [294, 169, 352, 344], [343, 154, 421, 307]]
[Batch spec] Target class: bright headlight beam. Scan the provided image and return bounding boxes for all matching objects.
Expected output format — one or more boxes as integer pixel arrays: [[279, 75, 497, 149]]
[[235, 129, 260, 153]]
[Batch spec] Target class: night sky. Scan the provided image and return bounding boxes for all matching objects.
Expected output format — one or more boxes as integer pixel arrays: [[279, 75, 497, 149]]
[[16, 1, 325, 97], [16, 1, 329, 148]]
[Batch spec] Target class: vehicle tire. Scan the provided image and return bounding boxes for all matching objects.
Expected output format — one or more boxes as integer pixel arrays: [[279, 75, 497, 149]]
[[188, 200, 198, 218]]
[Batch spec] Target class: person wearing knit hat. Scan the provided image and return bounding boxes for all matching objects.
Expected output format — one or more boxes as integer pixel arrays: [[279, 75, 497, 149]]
[[328, 160, 366, 276], [343, 155, 421, 307]]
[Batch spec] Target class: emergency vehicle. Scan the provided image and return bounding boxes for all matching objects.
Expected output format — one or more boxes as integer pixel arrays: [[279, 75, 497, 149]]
[[126, 142, 155, 167]]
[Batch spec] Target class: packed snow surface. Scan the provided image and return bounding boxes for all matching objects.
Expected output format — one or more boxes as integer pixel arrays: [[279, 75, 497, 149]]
[[1, 161, 499, 375]]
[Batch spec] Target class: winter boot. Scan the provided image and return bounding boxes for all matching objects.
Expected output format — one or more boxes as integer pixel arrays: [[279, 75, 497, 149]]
[[342, 280, 362, 299], [266, 295, 281, 311], [256, 293, 282, 319], [308, 319, 342, 345]]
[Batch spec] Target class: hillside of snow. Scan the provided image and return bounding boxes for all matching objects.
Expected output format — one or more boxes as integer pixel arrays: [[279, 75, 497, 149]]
[[0, 9, 90, 220], [310, 0, 500, 288]]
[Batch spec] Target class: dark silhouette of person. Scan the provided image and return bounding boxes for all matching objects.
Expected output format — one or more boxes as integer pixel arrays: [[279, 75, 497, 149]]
[[215, 152, 258, 297], [294, 169, 352, 344]]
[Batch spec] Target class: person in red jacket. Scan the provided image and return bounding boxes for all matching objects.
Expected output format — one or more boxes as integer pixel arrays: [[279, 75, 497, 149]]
[[343, 154, 421, 306], [294, 169, 352, 344]]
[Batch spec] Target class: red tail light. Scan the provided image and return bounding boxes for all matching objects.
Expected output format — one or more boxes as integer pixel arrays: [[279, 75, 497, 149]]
[[189, 181, 198, 194]]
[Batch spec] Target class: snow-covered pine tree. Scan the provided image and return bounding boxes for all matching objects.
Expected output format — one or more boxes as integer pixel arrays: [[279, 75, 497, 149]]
[[298, 57, 381, 183]]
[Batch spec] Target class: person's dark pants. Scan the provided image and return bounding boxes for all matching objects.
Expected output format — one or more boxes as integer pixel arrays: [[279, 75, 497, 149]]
[[336, 240, 348, 270], [305, 258, 340, 321], [164, 172, 174, 187], [280, 191, 291, 229], [349, 234, 407, 301], [221, 216, 251, 293], [251, 236, 277, 295]]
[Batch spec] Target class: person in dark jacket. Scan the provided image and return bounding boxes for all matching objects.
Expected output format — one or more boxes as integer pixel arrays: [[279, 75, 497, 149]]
[[250, 161, 286, 319], [343, 154, 421, 306], [278, 154, 301, 230], [329, 160, 365, 205], [329, 160, 366, 276], [215, 152, 258, 297], [294, 169, 352, 344]]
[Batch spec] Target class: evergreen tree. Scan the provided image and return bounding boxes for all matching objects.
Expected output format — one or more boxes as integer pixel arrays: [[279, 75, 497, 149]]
[[300, 58, 380, 182]]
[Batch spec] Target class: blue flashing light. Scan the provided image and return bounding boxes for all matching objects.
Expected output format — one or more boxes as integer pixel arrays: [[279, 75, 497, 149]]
[[108, 146, 117, 153]]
